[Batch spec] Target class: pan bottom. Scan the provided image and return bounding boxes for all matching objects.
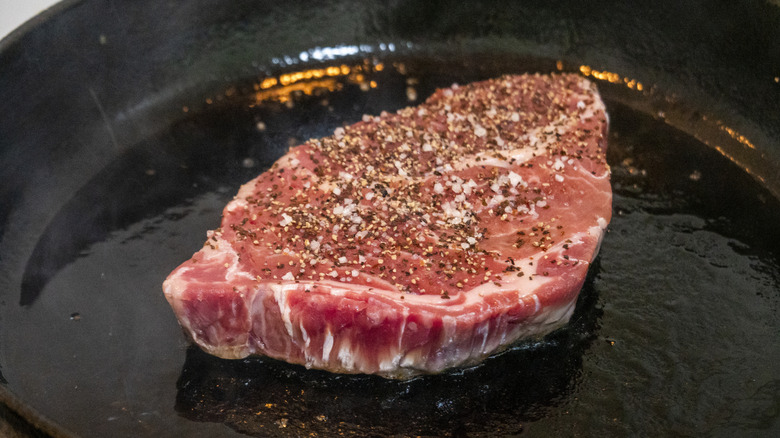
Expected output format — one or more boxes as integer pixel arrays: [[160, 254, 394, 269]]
[[3, 56, 779, 437]]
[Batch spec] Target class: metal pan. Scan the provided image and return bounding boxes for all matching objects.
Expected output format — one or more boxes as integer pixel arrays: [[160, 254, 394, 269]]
[[1, 1, 779, 436]]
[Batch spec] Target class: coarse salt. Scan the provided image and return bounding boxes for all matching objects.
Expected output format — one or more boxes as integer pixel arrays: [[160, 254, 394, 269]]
[[507, 171, 524, 187], [279, 213, 293, 227]]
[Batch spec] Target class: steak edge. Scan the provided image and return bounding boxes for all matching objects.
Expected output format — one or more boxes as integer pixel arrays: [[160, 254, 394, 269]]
[[163, 73, 611, 379]]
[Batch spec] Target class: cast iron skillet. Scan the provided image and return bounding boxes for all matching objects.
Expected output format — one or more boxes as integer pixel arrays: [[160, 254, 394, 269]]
[[1, 1, 779, 436]]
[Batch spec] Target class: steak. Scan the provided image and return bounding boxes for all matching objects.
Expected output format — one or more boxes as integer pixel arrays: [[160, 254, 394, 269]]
[[163, 73, 611, 379]]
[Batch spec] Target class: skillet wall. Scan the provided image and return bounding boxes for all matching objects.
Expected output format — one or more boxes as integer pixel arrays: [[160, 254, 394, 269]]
[[0, 0, 779, 435], [1, 0, 779, 220]]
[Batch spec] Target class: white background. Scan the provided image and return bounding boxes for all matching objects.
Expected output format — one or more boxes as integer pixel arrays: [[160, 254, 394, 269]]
[[0, 0, 61, 40]]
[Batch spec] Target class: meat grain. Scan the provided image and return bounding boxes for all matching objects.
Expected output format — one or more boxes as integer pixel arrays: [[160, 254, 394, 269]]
[[163, 73, 611, 378]]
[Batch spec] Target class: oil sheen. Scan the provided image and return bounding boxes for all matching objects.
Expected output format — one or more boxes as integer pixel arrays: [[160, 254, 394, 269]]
[[5, 57, 779, 437]]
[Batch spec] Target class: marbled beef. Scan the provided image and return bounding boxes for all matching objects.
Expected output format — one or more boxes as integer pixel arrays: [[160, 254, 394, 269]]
[[163, 73, 611, 378]]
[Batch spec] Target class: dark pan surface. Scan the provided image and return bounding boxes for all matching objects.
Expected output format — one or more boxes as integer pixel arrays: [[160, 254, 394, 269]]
[[1, 1, 779, 437]]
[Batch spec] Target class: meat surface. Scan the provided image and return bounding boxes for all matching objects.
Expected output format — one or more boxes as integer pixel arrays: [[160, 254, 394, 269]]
[[163, 73, 611, 379]]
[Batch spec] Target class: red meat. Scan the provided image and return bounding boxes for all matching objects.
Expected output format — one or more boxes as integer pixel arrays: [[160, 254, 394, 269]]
[[163, 73, 611, 378]]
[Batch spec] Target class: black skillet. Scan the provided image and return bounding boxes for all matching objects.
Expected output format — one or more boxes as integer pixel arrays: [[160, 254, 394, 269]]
[[1, 1, 780, 436]]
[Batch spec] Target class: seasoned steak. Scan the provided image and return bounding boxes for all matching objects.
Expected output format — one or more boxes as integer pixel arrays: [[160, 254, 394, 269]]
[[163, 73, 611, 378]]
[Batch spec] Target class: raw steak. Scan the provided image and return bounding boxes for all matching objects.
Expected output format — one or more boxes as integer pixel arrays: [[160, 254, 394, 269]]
[[163, 73, 611, 378]]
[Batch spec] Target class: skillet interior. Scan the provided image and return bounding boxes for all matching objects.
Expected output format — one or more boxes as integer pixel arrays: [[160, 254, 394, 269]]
[[1, 1, 779, 436]]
